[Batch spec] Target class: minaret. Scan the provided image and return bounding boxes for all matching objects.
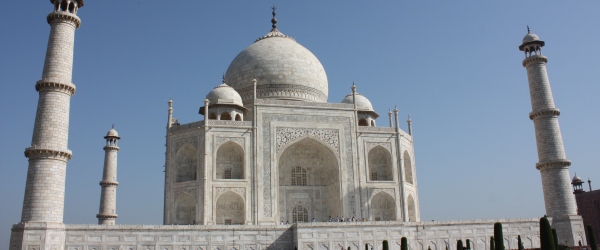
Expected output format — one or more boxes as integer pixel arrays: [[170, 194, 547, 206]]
[[97, 127, 120, 225], [519, 28, 585, 245], [20, 0, 83, 224]]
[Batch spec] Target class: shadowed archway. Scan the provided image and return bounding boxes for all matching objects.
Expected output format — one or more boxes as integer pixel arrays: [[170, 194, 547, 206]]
[[278, 138, 341, 222]]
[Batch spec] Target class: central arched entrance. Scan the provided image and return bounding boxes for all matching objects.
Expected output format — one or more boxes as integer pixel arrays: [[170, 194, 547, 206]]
[[278, 138, 341, 223]]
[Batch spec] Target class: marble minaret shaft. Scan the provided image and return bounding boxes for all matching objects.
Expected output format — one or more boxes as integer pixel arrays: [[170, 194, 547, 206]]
[[97, 128, 120, 225], [520, 30, 583, 245], [21, 0, 82, 223]]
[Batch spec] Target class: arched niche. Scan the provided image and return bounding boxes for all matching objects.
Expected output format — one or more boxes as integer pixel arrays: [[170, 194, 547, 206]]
[[369, 192, 396, 221], [235, 114, 242, 121], [368, 146, 393, 181], [221, 112, 232, 121], [407, 194, 417, 222], [404, 151, 414, 184], [278, 138, 341, 223], [358, 118, 368, 126], [215, 191, 245, 225], [175, 193, 196, 225], [176, 145, 197, 182], [216, 141, 244, 179]]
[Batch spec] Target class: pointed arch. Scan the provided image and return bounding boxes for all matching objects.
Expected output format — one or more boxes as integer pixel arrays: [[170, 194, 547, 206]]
[[235, 114, 242, 121], [208, 113, 217, 120], [278, 137, 341, 222], [368, 146, 393, 181], [221, 112, 232, 120], [68, 1, 75, 13], [369, 191, 396, 221], [358, 118, 368, 126], [175, 145, 197, 182], [215, 191, 245, 225], [370, 120, 375, 127], [60, 0, 68, 11], [407, 194, 416, 222], [216, 141, 244, 179], [404, 150, 414, 184], [175, 193, 196, 224]]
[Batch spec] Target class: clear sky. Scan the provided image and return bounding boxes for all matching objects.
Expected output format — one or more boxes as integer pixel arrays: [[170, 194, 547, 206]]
[[1, 1, 599, 247]]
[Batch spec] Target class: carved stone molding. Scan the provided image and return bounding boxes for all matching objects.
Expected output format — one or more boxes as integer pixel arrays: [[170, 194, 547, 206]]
[[215, 137, 245, 148], [24, 146, 72, 162], [215, 187, 246, 199], [369, 188, 395, 201], [366, 142, 392, 153], [35, 80, 76, 95], [276, 127, 339, 155], [262, 114, 356, 217]]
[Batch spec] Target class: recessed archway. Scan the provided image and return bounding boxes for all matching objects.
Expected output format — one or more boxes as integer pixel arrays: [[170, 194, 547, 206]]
[[174, 193, 196, 225], [278, 138, 341, 223], [216, 141, 244, 179], [175, 145, 197, 182], [368, 146, 393, 181], [369, 192, 396, 221], [407, 194, 417, 222], [404, 151, 414, 184], [215, 191, 245, 225]]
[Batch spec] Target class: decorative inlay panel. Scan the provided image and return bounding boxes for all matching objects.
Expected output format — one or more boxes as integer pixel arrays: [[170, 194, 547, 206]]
[[215, 137, 245, 148], [369, 188, 395, 200], [262, 114, 356, 217], [215, 187, 246, 199], [366, 142, 392, 153], [276, 128, 339, 154]]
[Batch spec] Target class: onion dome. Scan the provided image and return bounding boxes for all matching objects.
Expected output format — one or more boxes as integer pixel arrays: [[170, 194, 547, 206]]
[[522, 33, 540, 44], [206, 81, 243, 106], [341, 93, 374, 111], [519, 26, 545, 51], [105, 127, 119, 139], [572, 174, 584, 185], [224, 7, 328, 103]]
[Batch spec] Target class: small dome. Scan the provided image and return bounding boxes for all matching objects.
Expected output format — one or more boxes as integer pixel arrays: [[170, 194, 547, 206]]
[[105, 128, 119, 138], [572, 175, 583, 184], [341, 93, 374, 111], [522, 33, 540, 44], [206, 83, 243, 106]]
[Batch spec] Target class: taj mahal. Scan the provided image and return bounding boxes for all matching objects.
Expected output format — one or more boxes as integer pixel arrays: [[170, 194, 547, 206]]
[[9, 1, 590, 250]]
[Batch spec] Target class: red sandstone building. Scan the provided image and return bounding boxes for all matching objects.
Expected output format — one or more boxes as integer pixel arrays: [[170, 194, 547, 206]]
[[572, 175, 600, 246]]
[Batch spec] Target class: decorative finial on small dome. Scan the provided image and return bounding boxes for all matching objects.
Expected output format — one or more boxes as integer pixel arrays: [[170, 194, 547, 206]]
[[112, 124, 114, 129], [527, 25, 530, 34], [222, 74, 226, 83], [271, 5, 277, 30]]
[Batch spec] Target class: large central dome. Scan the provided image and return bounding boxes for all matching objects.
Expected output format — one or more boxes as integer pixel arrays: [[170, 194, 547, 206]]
[[224, 25, 328, 103]]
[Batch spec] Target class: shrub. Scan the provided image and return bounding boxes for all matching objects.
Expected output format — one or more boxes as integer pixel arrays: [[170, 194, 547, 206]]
[[494, 223, 505, 250], [540, 217, 555, 250]]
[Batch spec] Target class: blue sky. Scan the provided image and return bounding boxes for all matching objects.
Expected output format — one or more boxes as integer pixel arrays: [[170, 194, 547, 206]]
[[1, 1, 599, 247]]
